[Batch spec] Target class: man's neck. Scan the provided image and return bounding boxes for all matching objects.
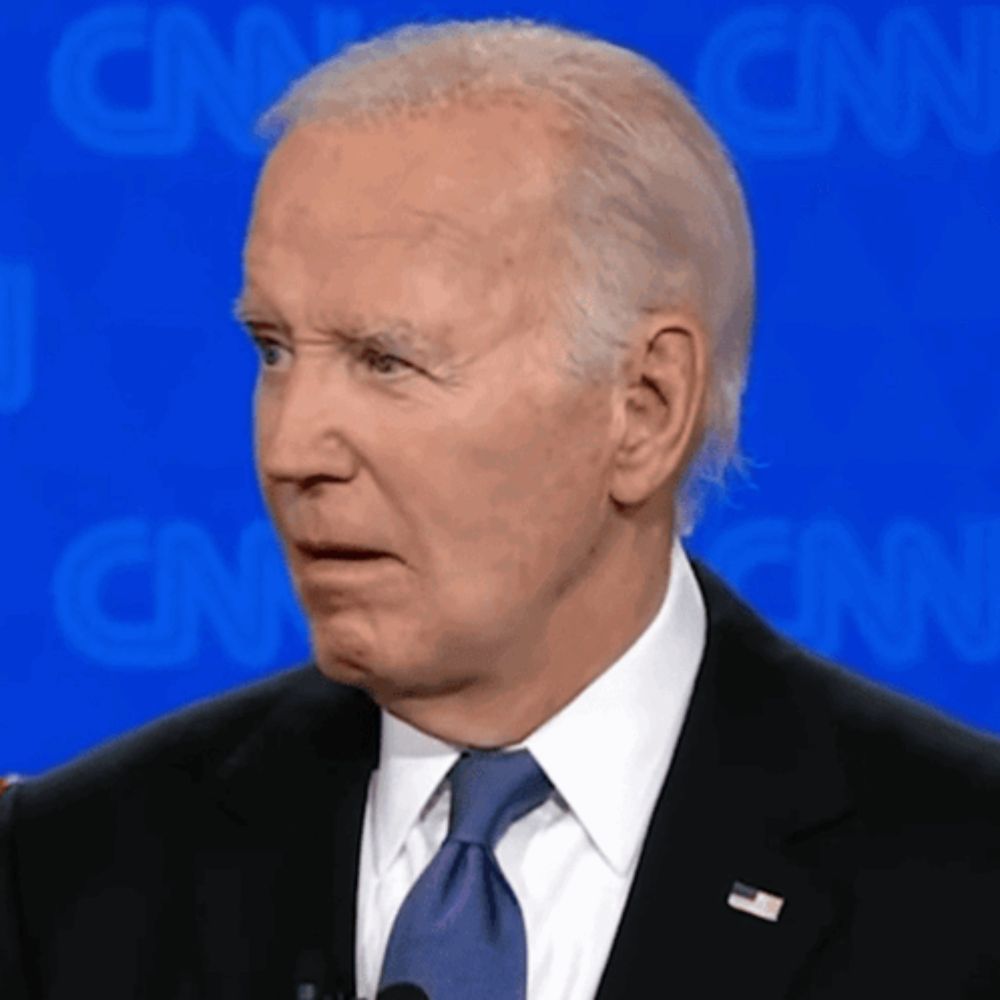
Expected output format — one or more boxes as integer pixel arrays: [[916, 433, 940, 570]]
[[378, 517, 676, 748]]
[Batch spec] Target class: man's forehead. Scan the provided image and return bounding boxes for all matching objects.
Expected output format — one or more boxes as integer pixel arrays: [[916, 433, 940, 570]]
[[241, 179, 538, 322], [239, 207, 486, 323], [246, 203, 480, 261], [245, 126, 492, 268], [252, 101, 568, 232], [238, 103, 569, 352]]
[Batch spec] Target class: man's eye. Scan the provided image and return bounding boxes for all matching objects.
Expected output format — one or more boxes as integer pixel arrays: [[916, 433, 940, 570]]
[[252, 336, 285, 367], [358, 346, 413, 377], [249, 336, 413, 378]]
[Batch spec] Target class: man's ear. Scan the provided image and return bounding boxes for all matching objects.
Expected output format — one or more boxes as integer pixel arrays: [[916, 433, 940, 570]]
[[610, 315, 708, 507]]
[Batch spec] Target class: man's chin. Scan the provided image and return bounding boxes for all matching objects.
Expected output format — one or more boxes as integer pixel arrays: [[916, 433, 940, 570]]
[[306, 613, 387, 678], [311, 653, 375, 690], [312, 646, 469, 707], [310, 641, 412, 699]]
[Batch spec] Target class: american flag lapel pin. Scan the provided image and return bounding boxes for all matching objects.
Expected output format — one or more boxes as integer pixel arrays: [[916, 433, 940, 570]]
[[727, 880, 786, 923]]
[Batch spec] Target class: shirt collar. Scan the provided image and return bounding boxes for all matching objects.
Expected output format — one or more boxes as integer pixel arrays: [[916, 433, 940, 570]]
[[370, 537, 707, 877], [369, 705, 461, 877], [523, 537, 706, 874]]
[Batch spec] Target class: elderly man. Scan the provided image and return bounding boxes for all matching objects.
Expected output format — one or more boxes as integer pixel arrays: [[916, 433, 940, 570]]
[[2, 17, 999, 1000]]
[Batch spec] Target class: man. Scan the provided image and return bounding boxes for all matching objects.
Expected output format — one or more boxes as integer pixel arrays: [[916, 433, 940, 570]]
[[2, 17, 999, 1000]]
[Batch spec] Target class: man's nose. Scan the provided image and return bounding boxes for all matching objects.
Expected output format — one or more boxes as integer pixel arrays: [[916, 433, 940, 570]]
[[254, 367, 360, 483]]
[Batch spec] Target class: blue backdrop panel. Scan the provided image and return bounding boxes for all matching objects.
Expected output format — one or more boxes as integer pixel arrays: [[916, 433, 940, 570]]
[[3, 1, 998, 773]]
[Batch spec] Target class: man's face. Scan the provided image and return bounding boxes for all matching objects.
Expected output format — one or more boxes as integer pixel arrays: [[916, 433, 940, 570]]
[[240, 101, 621, 706]]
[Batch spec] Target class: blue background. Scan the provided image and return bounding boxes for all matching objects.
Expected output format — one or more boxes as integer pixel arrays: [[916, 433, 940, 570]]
[[3, 1, 998, 774]]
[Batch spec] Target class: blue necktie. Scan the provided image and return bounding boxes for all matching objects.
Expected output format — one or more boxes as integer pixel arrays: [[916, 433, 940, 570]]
[[377, 749, 553, 999]]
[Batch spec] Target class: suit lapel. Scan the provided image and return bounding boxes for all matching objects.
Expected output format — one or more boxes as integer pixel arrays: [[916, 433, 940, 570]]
[[193, 670, 380, 1000], [596, 561, 859, 999]]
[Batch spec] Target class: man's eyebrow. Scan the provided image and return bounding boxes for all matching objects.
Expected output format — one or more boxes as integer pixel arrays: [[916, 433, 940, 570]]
[[337, 319, 433, 356], [230, 294, 441, 356]]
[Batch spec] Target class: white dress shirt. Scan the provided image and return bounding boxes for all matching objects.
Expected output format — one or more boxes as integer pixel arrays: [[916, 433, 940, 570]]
[[354, 537, 707, 1000]]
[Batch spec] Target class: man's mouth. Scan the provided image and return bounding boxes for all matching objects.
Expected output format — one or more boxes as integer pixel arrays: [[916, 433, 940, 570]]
[[315, 548, 385, 560], [295, 542, 390, 561]]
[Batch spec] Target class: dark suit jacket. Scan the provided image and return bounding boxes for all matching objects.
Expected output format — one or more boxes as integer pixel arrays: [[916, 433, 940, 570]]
[[3, 560, 1000, 999]]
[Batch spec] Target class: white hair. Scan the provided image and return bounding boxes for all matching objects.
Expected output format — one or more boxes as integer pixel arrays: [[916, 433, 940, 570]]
[[255, 17, 756, 536]]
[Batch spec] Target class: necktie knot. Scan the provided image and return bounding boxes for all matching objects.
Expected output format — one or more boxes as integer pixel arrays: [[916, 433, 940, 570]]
[[446, 749, 552, 849]]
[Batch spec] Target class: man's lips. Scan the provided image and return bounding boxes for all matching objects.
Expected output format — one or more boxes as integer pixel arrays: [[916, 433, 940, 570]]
[[292, 541, 399, 586], [293, 541, 391, 560]]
